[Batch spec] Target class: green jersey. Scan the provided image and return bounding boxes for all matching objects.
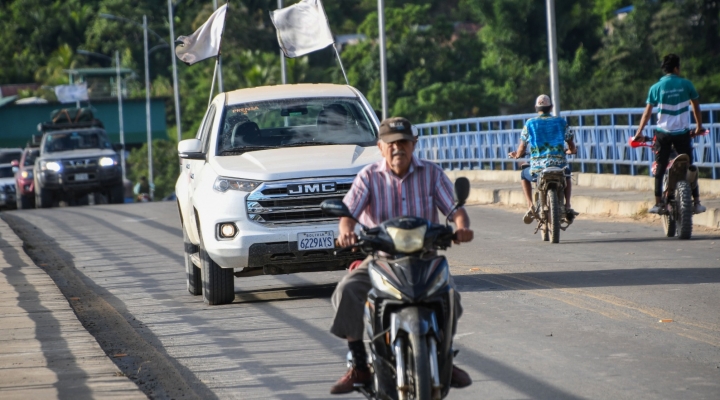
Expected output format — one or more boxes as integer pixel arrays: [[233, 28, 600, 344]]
[[646, 74, 699, 135]]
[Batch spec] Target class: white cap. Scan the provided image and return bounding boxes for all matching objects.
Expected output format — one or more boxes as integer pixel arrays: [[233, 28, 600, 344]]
[[535, 94, 552, 108]]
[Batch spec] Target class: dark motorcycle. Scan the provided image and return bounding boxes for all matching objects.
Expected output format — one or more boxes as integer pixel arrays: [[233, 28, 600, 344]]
[[524, 164, 574, 243], [321, 177, 470, 400], [630, 134, 706, 239]]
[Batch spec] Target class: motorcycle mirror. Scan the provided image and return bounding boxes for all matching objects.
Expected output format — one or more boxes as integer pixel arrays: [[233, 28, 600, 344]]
[[320, 199, 353, 218], [454, 177, 470, 207]]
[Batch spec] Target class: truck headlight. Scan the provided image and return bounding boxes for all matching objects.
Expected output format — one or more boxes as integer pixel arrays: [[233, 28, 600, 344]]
[[42, 161, 62, 172], [369, 267, 403, 300], [99, 157, 116, 167], [386, 225, 427, 253], [213, 177, 261, 193]]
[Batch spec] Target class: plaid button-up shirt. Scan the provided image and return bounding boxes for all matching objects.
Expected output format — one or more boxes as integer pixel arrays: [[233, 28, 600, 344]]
[[343, 156, 456, 227]]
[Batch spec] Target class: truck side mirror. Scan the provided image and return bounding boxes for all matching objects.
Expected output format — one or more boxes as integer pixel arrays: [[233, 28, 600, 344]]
[[178, 139, 205, 160]]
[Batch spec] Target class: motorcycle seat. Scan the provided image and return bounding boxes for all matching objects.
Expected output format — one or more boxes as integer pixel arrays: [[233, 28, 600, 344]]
[[541, 167, 565, 174]]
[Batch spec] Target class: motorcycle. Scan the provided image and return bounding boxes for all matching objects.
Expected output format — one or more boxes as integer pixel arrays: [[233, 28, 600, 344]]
[[136, 193, 151, 202], [320, 177, 471, 400], [629, 132, 708, 239], [522, 163, 575, 244]]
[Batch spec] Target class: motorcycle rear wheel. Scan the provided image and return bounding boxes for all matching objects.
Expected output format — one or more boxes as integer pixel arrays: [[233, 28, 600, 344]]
[[661, 212, 676, 237], [547, 188, 561, 243], [408, 334, 432, 400], [676, 180, 693, 239]]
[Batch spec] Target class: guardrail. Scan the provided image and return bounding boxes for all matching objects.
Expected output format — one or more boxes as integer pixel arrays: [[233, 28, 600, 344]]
[[414, 104, 720, 179]]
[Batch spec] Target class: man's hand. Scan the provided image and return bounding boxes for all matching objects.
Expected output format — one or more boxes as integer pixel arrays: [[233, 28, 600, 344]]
[[337, 231, 358, 248], [565, 148, 576, 155], [453, 228, 474, 244], [508, 151, 519, 159], [632, 132, 645, 142], [693, 125, 705, 137]]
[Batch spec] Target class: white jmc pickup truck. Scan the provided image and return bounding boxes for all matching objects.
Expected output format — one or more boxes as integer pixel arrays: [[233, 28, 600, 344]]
[[176, 84, 382, 305]]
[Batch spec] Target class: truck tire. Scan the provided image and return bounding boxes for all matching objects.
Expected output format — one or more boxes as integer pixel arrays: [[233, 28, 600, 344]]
[[183, 225, 202, 296], [110, 183, 125, 204], [16, 194, 34, 210], [196, 215, 234, 305], [35, 184, 53, 209]]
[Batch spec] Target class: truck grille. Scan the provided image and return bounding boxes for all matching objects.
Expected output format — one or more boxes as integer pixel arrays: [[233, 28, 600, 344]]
[[246, 178, 355, 226], [63, 158, 98, 171]]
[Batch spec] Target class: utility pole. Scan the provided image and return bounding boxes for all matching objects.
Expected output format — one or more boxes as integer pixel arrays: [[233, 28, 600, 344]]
[[143, 15, 154, 200], [278, 0, 287, 84], [377, 0, 388, 120], [115, 51, 126, 183], [546, 0, 561, 115], [168, 0, 182, 141]]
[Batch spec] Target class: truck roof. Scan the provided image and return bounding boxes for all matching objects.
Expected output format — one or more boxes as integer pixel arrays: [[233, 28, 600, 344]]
[[224, 84, 358, 106]]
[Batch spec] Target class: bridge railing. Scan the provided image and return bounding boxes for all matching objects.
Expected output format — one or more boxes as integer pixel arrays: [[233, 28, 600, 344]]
[[414, 104, 720, 179]]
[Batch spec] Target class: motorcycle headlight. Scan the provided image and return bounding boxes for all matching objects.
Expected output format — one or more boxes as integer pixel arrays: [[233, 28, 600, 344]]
[[386, 225, 427, 253], [99, 157, 116, 167], [213, 177, 261, 193], [369, 267, 403, 300], [426, 265, 449, 298], [42, 161, 62, 172]]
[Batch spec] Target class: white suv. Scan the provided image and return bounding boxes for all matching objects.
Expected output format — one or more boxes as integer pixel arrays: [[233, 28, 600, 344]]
[[176, 84, 381, 305]]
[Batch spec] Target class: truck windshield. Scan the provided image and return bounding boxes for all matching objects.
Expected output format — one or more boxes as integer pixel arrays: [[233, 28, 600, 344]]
[[44, 131, 110, 153], [0, 166, 14, 178], [217, 97, 377, 155]]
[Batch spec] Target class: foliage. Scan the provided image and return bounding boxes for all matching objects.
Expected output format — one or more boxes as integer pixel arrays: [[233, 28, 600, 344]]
[[126, 136, 179, 200]]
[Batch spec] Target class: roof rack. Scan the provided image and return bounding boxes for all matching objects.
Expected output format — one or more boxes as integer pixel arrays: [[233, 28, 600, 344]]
[[37, 119, 105, 133]]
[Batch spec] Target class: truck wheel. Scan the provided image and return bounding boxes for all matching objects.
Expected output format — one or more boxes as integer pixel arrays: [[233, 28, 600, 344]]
[[110, 183, 125, 204], [183, 225, 202, 296], [16, 194, 34, 210], [196, 217, 234, 305], [35, 185, 53, 209]]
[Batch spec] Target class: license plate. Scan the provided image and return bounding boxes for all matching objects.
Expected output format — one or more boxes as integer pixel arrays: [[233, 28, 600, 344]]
[[75, 173, 89, 181], [297, 231, 335, 251]]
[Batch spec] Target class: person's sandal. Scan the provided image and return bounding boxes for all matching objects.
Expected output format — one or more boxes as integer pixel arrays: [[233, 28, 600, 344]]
[[523, 209, 534, 224]]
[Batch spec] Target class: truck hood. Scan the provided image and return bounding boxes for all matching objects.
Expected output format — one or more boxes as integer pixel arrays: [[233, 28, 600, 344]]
[[40, 148, 117, 160], [210, 145, 381, 181]]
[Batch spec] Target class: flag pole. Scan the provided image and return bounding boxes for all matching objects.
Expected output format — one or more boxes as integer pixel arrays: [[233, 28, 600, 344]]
[[333, 44, 349, 85], [213, 0, 224, 93], [209, 57, 218, 107]]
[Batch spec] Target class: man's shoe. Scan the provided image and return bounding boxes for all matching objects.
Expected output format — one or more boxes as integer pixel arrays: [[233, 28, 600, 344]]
[[648, 204, 664, 214], [450, 365, 472, 388], [523, 209, 534, 224], [330, 366, 372, 395], [694, 203, 707, 214]]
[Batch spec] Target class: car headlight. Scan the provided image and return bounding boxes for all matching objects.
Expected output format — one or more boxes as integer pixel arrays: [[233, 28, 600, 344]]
[[386, 225, 427, 253], [21, 170, 33, 179], [213, 177, 261, 193], [425, 264, 449, 298], [369, 267, 403, 300], [42, 161, 62, 172], [99, 157, 116, 167]]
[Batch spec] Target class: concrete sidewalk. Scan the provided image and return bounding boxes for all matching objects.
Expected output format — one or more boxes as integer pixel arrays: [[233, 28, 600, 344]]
[[0, 218, 145, 399], [447, 170, 720, 230]]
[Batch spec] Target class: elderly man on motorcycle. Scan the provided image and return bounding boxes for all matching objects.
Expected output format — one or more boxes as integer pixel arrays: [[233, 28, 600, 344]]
[[632, 54, 706, 215], [509, 95, 577, 224], [329, 117, 474, 394]]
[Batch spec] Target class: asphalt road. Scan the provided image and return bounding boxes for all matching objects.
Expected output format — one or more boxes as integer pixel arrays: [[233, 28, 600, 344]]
[[3, 202, 720, 400]]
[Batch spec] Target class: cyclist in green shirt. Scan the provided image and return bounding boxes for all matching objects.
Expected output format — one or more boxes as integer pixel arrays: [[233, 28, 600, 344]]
[[632, 54, 706, 214]]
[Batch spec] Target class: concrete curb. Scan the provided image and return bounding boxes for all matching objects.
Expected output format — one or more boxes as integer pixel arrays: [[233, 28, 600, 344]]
[[446, 170, 720, 230]]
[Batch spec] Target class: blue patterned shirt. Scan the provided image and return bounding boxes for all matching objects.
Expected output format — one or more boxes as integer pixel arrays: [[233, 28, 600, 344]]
[[520, 114, 573, 175]]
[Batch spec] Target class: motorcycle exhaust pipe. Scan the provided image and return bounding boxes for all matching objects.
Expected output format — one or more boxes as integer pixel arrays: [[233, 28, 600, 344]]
[[687, 166, 699, 190]]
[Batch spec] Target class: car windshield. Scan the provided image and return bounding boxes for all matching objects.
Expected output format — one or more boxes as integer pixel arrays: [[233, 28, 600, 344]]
[[0, 166, 14, 178], [23, 150, 39, 166], [0, 152, 21, 164], [44, 131, 110, 153], [217, 97, 377, 155]]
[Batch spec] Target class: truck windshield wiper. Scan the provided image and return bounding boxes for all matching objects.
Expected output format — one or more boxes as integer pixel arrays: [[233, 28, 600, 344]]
[[220, 146, 276, 155], [281, 142, 343, 147]]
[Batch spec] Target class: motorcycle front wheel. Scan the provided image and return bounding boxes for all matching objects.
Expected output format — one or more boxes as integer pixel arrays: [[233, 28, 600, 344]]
[[676, 180, 693, 239], [547, 188, 561, 243], [408, 334, 432, 400]]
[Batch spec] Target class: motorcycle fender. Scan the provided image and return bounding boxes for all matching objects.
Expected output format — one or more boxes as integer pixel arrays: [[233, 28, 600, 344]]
[[390, 307, 439, 344]]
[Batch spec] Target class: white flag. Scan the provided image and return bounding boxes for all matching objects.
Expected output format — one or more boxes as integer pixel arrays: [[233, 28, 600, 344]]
[[54, 83, 89, 103], [271, 0, 334, 58], [175, 4, 228, 65]]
